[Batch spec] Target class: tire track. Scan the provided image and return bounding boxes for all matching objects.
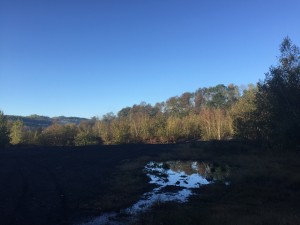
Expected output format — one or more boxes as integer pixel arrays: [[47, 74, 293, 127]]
[[30, 160, 69, 224], [8, 159, 29, 225], [8, 158, 69, 225]]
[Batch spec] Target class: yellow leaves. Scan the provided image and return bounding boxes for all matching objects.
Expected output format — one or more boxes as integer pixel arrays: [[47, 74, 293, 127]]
[[198, 107, 232, 140]]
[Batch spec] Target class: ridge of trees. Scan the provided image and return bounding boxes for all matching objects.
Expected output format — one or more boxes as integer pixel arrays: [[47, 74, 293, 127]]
[[0, 37, 299, 149]]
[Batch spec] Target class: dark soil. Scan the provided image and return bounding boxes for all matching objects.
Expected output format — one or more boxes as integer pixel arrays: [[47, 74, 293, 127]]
[[0, 144, 172, 225], [1, 142, 300, 225]]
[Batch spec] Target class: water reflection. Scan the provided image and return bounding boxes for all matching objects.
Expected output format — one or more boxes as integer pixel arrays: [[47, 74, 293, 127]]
[[165, 161, 230, 182], [79, 161, 230, 225]]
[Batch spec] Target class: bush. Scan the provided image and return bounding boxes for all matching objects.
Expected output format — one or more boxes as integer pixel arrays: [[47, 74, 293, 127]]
[[75, 131, 102, 146]]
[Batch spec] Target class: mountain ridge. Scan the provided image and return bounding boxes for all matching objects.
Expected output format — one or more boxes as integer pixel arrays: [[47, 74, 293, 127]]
[[6, 115, 89, 128]]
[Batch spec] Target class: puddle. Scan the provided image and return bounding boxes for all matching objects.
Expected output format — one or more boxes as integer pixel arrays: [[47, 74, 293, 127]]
[[79, 161, 230, 225]]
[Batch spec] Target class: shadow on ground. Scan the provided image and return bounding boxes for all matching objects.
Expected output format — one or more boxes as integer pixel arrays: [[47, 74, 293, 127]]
[[0, 142, 300, 225]]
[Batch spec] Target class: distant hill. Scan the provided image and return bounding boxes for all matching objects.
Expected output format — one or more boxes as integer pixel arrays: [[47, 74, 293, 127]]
[[6, 114, 89, 128]]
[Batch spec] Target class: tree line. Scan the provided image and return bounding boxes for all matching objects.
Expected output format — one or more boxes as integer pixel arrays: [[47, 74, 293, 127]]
[[1, 38, 299, 149], [0, 83, 241, 146]]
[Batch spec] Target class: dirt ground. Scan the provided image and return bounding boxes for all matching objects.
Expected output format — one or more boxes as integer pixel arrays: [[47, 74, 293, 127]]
[[1, 142, 300, 225], [0, 144, 173, 225]]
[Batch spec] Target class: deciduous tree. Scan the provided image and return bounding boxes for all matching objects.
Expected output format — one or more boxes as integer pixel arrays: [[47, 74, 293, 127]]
[[9, 120, 24, 145], [0, 111, 10, 147], [256, 37, 300, 148]]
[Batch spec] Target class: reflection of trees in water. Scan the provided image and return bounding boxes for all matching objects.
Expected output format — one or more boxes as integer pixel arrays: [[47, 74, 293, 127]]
[[168, 161, 196, 175], [205, 164, 230, 181], [166, 161, 230, 181]]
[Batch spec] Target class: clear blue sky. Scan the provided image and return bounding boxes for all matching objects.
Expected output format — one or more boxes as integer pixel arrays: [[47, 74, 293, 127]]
[[1, 0, 299, 118]]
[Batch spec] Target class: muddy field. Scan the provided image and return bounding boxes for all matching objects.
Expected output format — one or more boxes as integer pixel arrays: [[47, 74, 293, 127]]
[[0, 144, 175, 225], [0, 142, 300, 225]]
